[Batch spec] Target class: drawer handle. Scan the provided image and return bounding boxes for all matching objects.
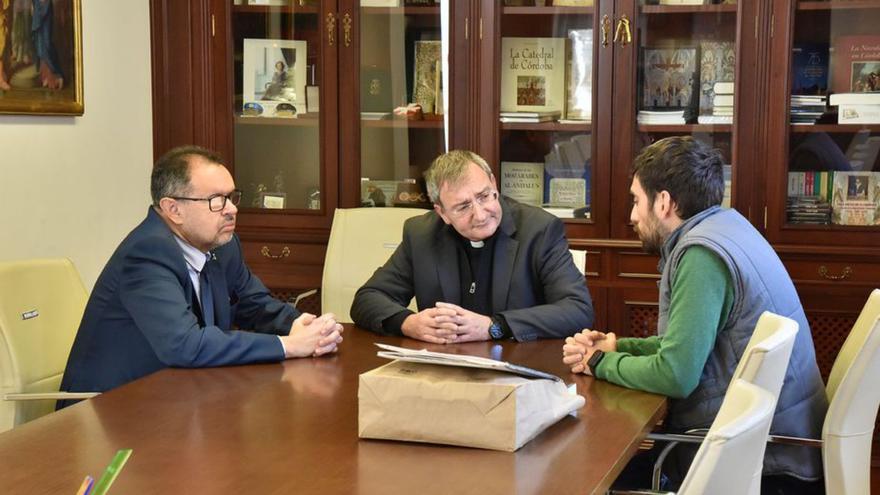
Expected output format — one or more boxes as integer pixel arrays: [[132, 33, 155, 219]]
[[818, 265, 852, 281], [261, 246, 290, 259]]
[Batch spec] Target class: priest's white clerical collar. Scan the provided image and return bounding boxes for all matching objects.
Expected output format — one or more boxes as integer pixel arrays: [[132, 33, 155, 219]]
[[470, 240, 485, 248]]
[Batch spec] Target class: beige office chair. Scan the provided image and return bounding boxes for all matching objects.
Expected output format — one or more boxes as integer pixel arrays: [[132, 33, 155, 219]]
[[322, 207, 427, 323], [615, 380, 777, 495], [647, 311, 799, 493], [0, 258, 98, 432]]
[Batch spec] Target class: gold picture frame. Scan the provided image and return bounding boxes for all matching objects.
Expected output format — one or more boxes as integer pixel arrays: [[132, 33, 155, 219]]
[[0, 0, 84, 116]]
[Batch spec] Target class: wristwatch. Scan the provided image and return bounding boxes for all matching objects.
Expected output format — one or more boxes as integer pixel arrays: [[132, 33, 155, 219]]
[[587, 350, 605, 376], [488, 319, 505, 340]]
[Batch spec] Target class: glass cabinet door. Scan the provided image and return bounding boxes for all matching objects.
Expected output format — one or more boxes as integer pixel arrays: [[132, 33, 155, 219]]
[[229, 1, 334, 221], [354, 1, 448, 209], [492, 1, 605, 237], [612, 0, 744, 238], [767, 0, 880, 245]]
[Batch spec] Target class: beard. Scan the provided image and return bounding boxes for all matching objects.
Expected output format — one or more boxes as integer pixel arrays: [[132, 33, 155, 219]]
[[635, 215, 667, 256]]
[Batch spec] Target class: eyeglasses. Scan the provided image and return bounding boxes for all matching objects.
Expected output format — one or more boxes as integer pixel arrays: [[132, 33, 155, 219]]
[[446, 189, 499, 218], [171, 190, 242, 212]]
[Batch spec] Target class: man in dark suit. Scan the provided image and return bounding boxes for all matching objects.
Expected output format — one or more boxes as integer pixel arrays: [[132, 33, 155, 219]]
[[58, 146, 343, 407], [351, 150, 593, 343]]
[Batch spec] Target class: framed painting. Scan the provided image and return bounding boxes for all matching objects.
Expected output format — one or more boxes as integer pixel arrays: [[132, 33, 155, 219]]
[[0, 0, 83, 115]]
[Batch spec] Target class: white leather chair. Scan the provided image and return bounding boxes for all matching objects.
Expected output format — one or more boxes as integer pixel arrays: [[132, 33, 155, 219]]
[[322, 207, 426, 323], [614, 380, 777, 495], [0, 259, 98, 432], [648, 311, 799, 493], [813, 289, 880, 494]]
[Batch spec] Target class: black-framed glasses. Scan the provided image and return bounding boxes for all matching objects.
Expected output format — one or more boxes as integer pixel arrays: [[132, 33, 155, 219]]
[[171, 190, 242, 212]]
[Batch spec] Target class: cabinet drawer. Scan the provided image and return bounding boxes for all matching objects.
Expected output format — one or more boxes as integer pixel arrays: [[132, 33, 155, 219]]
[[614, 251, 661, 280], [240, 241, 327, 290], [782, 259, 880, 286]]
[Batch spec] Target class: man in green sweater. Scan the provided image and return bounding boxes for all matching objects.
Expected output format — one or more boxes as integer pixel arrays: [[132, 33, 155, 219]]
[[563, 136, 826, 493]]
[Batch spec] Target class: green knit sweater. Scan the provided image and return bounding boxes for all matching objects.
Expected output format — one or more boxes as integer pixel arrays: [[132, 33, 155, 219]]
[[595, 246, 734, 398]]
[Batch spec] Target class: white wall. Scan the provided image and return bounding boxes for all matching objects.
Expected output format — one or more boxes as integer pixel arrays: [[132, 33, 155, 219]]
[[0, 1, 153, 289]]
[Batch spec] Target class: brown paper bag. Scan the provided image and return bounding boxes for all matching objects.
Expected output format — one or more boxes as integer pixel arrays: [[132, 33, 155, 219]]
[[358, 360, 585, 451]]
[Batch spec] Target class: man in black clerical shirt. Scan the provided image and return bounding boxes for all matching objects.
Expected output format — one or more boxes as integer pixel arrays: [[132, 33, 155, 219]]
[[350, 150, 594, 343]]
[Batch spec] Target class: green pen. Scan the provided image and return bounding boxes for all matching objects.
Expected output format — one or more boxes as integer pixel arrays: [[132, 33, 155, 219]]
[[91, 449, 132, 495]]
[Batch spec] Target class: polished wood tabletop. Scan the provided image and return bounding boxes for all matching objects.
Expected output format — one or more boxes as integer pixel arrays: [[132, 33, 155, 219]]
[[0, 326, 666, 495]]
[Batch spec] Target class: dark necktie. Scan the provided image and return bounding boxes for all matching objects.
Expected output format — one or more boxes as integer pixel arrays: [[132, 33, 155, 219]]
[[200, 256, 215, 327]]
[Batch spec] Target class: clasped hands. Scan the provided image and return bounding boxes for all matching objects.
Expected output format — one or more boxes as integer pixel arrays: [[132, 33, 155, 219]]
[[282, 312, 344, 358], [562, 329, 617, 375], [401, 302, 491, 344]]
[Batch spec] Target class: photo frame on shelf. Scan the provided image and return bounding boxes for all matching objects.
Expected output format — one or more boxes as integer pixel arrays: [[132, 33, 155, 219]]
[[0, 0, 84, 116], [242, 38, 308, 117], [259, 192, 287, 209]]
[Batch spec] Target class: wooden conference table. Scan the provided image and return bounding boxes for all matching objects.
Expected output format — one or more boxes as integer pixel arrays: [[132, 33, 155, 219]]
[[0, 326, 666, 495]]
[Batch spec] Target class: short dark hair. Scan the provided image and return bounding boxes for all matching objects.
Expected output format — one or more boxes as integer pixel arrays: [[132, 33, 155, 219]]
[[632, 136, 724, 219], [151, 146, 226, 206]]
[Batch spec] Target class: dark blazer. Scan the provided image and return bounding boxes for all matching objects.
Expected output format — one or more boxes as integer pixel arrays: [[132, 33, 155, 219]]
[[351, 197, 594, 341], [58, 208, 297, 406]]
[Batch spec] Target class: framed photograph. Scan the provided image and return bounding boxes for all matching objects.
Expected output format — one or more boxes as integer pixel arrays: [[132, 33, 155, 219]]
[[242, 38, 307, 117], [0, 0, 84, 115], [259, 192, 287, 209]]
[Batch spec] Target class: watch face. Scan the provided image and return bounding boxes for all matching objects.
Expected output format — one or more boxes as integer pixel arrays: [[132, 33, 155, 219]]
[[489, 323, 504, 339]]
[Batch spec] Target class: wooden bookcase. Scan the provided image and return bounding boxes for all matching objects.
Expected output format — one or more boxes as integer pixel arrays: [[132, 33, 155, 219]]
[[151, 0, 879, 384]]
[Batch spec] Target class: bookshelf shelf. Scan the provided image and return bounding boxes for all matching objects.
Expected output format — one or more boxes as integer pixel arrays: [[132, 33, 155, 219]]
[[503, 6, 595, 15], [640, 5, 738, 15], [797, 1, 880, 11], [361, 119, 444, 128], [790, 124, 880, 133], [636, 124, 733, 133], [501, 122, 592, 131], [232, 5, 319, 15], [361, 6, 440, 15], [234, 116, 319, 127]]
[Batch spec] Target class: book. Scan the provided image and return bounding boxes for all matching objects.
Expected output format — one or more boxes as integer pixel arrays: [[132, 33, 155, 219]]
[[499, 116, 558, 123], [714, 81, 734, 94], [500, 110, 562, 118], [549, 178, 587, 207], [361, 0, 400, 5], [791, 43, 829, 95], [413, 40, 442, 114], [361, 66, 393, 112], [242, 38, 308, 117], [565, 29, 593, 120], [831, 35, 880, 93], [501, 162, 545, 206], [831, 172, 880, 225], [712, 93, 734, 107], [698, 41, 735, 116], [838, 104, 880, 124], [829, 92, 880, 106], [641, 46, 699, 117], [361, 179, 400, 207], [501, 37, 567, 114]]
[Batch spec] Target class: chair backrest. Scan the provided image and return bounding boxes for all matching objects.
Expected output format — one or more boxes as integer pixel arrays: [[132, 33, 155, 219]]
[[0, 259, 88, 431], [822, 288, 880, 495], [321, 207, 426, 323], [730, 311, 799, 401], [678, 380, 777, 495]]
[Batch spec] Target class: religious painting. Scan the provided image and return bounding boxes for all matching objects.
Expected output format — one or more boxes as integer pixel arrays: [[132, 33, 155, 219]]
[[0, 0, 83, 115]]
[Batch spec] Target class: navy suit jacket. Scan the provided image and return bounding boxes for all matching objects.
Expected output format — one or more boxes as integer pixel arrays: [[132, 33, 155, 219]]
[[59, 208, 298, 406], [350, 197, 594, 341]]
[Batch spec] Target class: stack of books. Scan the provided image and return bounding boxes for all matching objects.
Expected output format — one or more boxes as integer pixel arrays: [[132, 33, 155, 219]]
[[790, 95, 826, 125], [787, 196, 832, 224], [637, 109, 687, 125], [698, 82, 734, 124], [829, 93, 880, 124], [499, 111, 561, 123]]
